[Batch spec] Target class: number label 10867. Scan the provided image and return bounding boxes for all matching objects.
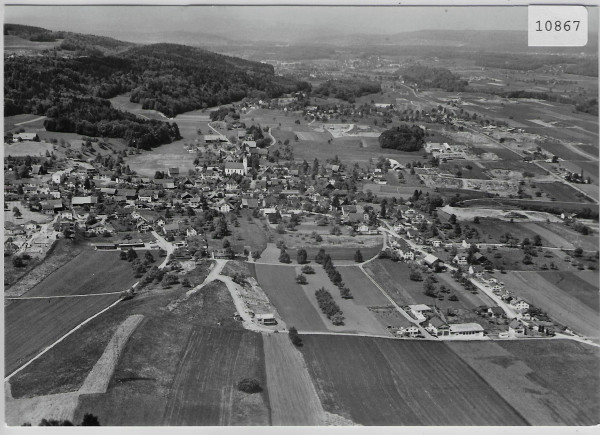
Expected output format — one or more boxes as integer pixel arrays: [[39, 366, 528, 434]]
[[536, 20, 580, 32]]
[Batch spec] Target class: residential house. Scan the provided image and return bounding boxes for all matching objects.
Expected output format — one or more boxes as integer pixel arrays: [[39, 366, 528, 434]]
[[510, 299, 530, 312], [453, 254, 468, 265], [487, 307, 505, 319], [508, 319, 526, 336], [468, 265, 485, 277], [427, 317, 450, 337]]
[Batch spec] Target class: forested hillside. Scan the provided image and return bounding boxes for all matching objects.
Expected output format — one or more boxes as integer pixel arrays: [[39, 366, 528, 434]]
[[401, 65, 468, 92], [4, 26, 305, 149], [312, 79, 381, 103]]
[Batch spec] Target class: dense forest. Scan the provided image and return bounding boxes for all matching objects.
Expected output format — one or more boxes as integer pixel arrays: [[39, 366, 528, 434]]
[[401, 65, 468, 92], [379, 125, 425, 152], [312, 79, 381, 103], [4, 25, 305, 149]]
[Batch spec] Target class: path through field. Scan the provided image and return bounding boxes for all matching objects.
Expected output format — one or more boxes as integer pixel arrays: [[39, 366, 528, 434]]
[[5, 315, 143, 426]]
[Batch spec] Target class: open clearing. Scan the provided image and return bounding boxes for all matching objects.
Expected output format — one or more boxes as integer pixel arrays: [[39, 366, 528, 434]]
[[254, 264, 328, 332], [162, 327, 269, 425], [4, 140, 54, 157], [500, 271, 598, 339], [300, 335, 526, 425], [449, 340, 599, 425]]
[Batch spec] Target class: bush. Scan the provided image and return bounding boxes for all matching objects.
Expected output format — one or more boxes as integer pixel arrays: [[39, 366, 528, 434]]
[[279, 249, 291, 264], [301, 265, 315, 274], [340, 286, 353, 299], [295, 273, 307, 285], [237, 378, 262, 394], [409, 270, 423, 281], [288, 326, 303, 347]]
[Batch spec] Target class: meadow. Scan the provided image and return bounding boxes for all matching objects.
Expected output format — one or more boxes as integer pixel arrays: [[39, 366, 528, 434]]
[[300, 335, 526, 425], [500, 270, 598, 339], [448, 340, 599, 425], [254, 264, 328, 332]]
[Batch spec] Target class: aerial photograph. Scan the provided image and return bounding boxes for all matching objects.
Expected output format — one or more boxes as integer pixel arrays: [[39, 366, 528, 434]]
[[3, 3, 599, 428]]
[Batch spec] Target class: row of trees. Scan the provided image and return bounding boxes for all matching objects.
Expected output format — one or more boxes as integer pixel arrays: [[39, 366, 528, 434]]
[[316, 249, 353, 299], [315, 287, 344, 325]]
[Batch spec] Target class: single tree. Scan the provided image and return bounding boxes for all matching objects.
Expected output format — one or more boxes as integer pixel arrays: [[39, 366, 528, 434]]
[[279, 249, 291, 264], [354, 249, 363, 263], [297, 248, 308, 264]]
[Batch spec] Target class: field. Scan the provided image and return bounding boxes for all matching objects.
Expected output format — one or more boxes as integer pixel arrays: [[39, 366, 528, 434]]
[[500, 271, 598, 339], [297, 266, 390, 335], [536, 271, 599, 312], [288, 135, 427, 167], [463, 197, 600, 216], [5, 294, 120, 376], [300, 335, 526, 425], [254, 264, 328, 332], [73, 279, 252, 425], [439, 161, 491, 180], [125, 139, 196, 176], [533, 222, 599, 252], [337, 266, 390, 306], [536, 182, 593, 203], [123, 101, 214, 176], [162, 327, 269, 425], [19, 249, 142, 298], [262, 333, 325, 425], [363, 259, 493, 311], [449, 340, 600, 425], [5, 248, 141, 375], [4, 140, 53, 157], [109, 94, 170, 121]]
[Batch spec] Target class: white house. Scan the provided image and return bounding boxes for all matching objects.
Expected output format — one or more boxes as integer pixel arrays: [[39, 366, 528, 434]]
[[510, 299, 530, 312], [408, 304, 431, 323]]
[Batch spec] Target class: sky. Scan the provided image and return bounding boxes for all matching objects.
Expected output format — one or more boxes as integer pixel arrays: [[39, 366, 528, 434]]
[[4, 5, 598, 43]]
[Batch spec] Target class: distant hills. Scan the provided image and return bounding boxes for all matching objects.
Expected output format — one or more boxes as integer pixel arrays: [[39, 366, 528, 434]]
[[4, 24, 306, 149], [298, 29, 598, 55]]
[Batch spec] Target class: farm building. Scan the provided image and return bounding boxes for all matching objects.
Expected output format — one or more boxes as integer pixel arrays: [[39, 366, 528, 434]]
[[423, 253, 442, 268], [256, 314, 277, 326], [448, 323, 485, 338], [13, 132, 39, 142], [203, 134, 228, 144], [94, 243, 118, 250]]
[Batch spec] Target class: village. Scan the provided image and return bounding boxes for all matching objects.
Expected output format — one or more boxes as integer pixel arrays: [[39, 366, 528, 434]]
[[5, 107, 596, 345]]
